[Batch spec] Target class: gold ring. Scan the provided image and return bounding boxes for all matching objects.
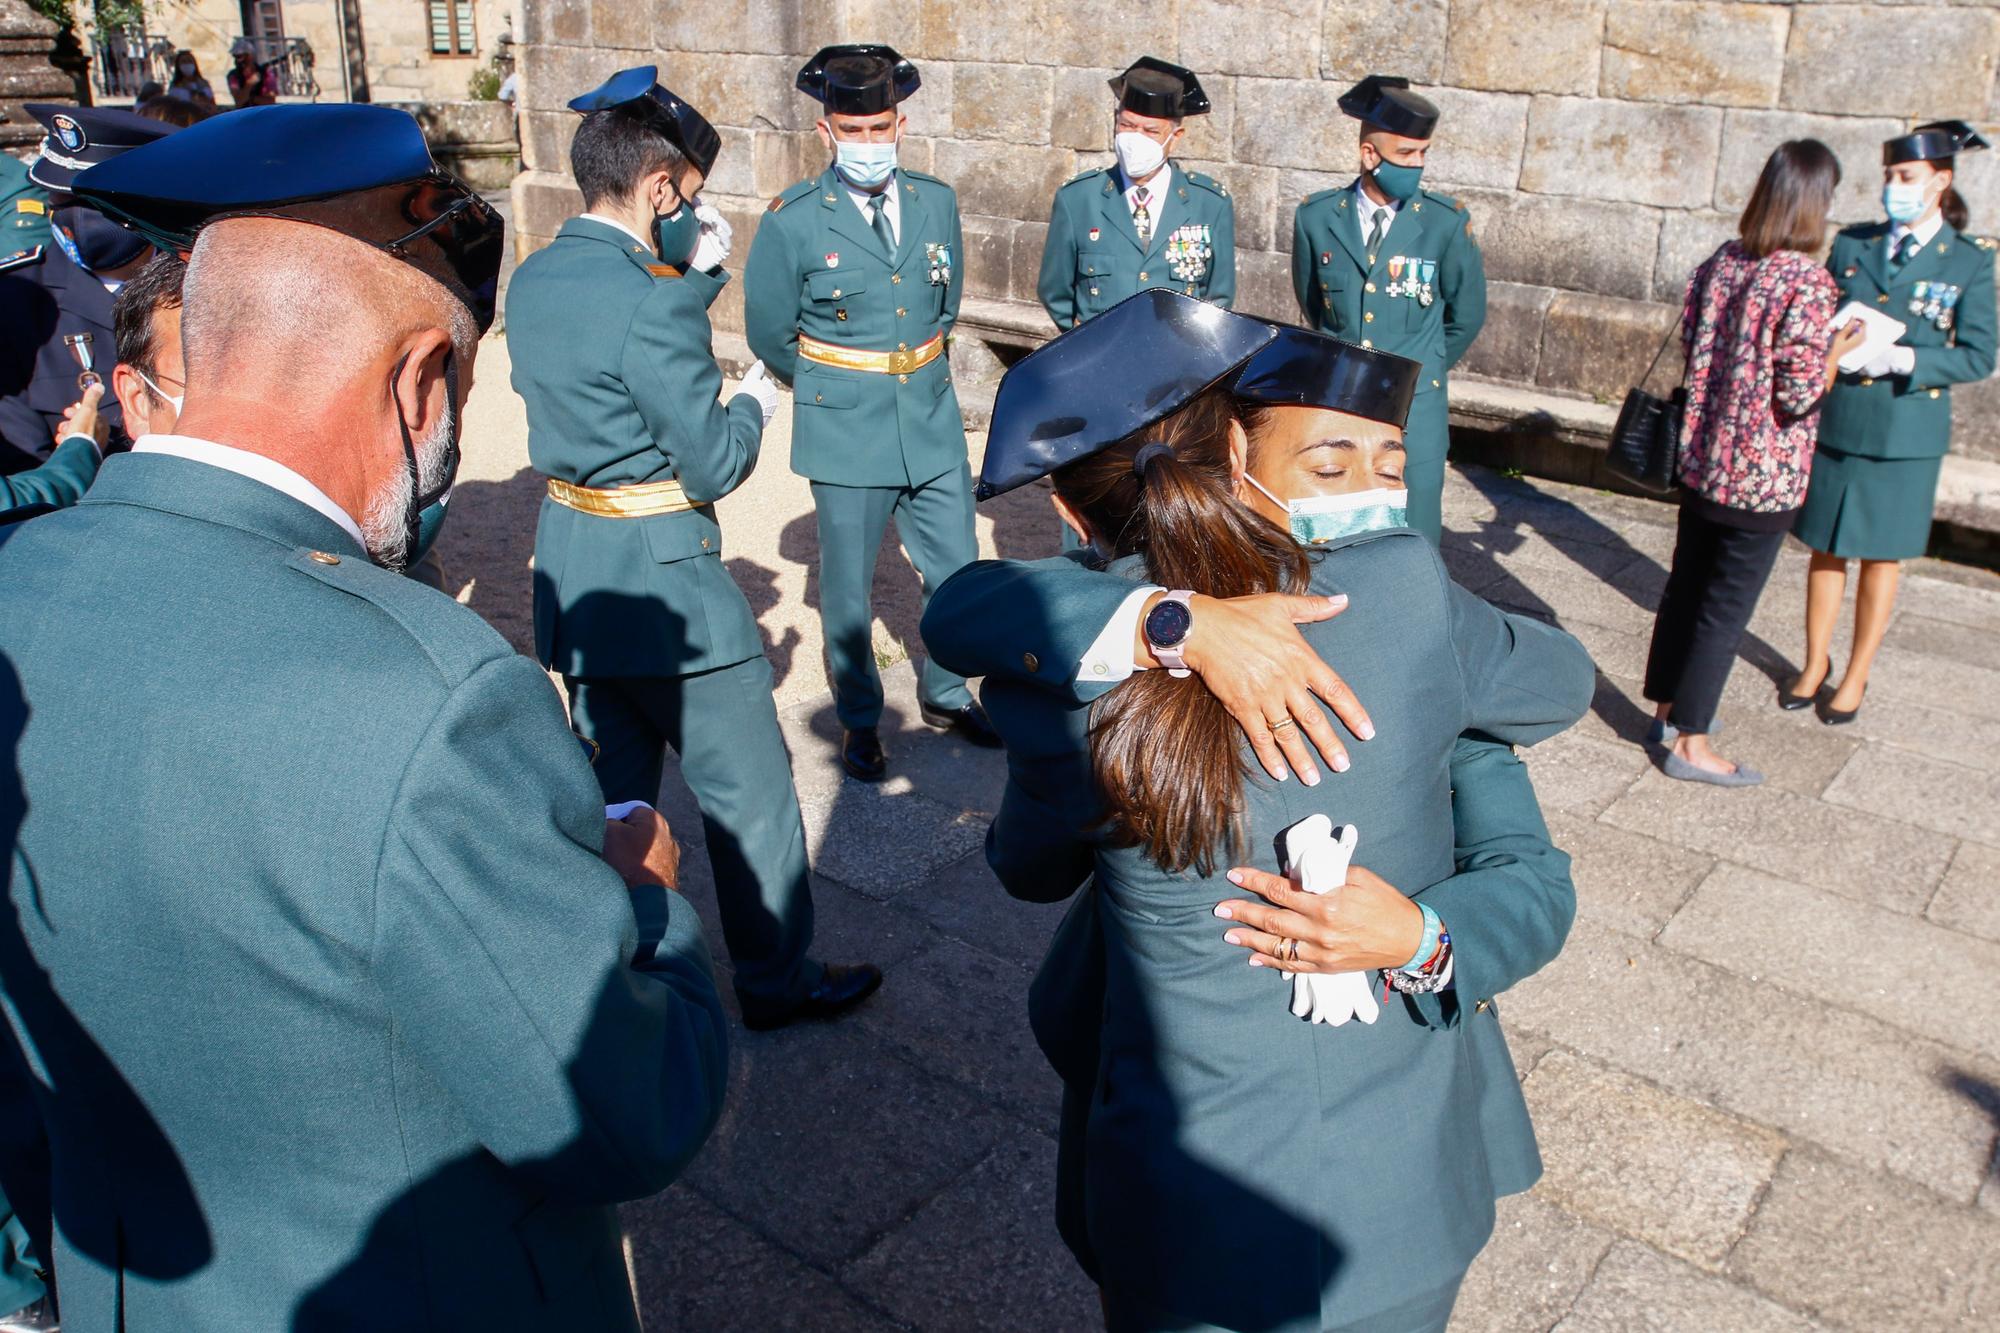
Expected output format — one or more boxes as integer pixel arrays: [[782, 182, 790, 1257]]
[[1287, 938, 1301, 964], [1270, 718, 1297, 733]]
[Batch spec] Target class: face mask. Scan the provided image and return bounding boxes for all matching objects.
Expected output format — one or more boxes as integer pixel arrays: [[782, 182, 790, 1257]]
[[134, 367, 183, 419], [833, 138, 899, 191], [1883, 179, 1933, 225], [1244, 475, 1410, 546], [412, 493, 450, 565], [652, 203, 699, 268], [1370, 160, 1424, 203], [389, 349, 462, 572], [51, 205, 149, 273], [1114, 131, 1168, 183]]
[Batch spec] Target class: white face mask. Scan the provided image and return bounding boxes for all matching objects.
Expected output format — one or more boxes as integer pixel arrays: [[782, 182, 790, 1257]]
[[1243, 475, 1410, 545], [1114, 131, 1168, 183], [833, 138, 899, 190], [135, 367, 183, 419]]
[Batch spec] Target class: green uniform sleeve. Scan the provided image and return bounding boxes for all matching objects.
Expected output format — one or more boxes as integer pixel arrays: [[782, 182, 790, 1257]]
[[373, 654, 729, 1205], [941, 192, 965, 339], [620, 281, 763, 504], [0, 435, 98, 514], [1408, 736, 1576, 1025], [680, 264, 728, 312], [1038, 191, 1079, 332], [1912, 243, 1997, 390], [1206, 192, 1237, 309], [1292, 208, 1323, 327], [1445, 579, 1595, 746], [743, 210, 801, 387], [982, 677, 1098, 902], [1440, 210, 1487, 372], [921, 554, 1146, 704]]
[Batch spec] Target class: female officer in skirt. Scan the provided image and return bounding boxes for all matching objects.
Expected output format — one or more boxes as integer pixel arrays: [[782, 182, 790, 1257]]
[[1788, 122, 1995, 724]]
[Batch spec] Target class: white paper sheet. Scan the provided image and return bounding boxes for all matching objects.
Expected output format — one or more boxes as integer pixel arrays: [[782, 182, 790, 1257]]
[[1834, 301, 1906, 374]]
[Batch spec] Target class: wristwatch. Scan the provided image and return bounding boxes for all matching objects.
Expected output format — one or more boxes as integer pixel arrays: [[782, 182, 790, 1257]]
[[1144, 590, 1196, 678]]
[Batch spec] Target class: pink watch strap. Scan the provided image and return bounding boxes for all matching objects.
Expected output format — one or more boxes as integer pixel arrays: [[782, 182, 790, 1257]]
[[1153, 589, 1194, 678]]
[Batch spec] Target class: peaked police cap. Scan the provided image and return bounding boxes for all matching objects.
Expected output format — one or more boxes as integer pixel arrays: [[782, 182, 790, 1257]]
[[568, 66, 722, 176], [977, 290, 1275, 500], [25, 104, 176, 192], [797, 44, 920, 115]]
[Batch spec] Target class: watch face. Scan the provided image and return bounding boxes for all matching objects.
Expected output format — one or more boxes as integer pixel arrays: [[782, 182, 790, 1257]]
[[1146, 597, 1193, 648]]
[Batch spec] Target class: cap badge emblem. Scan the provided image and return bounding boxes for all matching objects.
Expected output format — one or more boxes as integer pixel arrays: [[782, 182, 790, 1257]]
[[50, 114, 85, 153]]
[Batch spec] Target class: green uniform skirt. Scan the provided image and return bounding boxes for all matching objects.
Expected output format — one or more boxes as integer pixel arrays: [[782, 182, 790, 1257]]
[[1793, 445, 1941, 562]]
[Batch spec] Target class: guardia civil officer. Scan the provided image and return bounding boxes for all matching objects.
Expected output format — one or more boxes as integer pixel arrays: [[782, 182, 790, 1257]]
[[1291, 75, 1485, 545], [1036, 57, 1235, 331], [0, 103, 728, 1329], [1788, 122, 1996, 724], [508, 68, 880, 1030], [744, 44, 1000, 782], [0, 150, 49, 254], [0, 106, 174, 470]]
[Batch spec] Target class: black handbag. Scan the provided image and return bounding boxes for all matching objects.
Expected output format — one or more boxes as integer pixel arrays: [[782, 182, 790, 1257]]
[[1607, 322, 1686, 495]]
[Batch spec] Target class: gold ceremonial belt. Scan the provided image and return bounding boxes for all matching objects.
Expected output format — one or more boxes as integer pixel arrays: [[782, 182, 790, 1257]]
[[546, 476, 704, 518], [798, 332, 944, 375]]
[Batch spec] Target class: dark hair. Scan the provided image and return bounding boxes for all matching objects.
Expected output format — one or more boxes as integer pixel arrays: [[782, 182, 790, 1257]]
[[113, 252, 186, 383], [135, 79, 163, 102], [1053, 387, 1305, 874], [134, 95, 207, 128], [1739, 139, 1841, 259], [1932, 157, 1971, 232], [170, 50, 201, 81], [570, 107, 690, 210]]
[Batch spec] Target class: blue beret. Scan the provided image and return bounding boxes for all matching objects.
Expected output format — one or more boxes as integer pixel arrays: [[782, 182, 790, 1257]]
[[71, 104, 503, 332], [977, 291, 1275, 501], [568, 66, 721, 176], [1230, 326, 1420, 430], [797, 45, 920, 116], [25, 104, 177, 192]]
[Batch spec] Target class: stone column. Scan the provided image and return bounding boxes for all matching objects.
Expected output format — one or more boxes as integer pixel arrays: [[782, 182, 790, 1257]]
[[0, 0, 78, 155]]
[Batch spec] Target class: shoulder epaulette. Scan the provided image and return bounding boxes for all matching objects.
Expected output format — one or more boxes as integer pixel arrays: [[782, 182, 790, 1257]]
[[766, 179, 817, 214], [287, 546, 511, 687], [0, 245, 42, 274], [1061, 166, 1110, 191], [899, 167, 953, 193], [1184, 171, 1228, 199], [1421, 189, 1464, 213], [1300, 185, 1345, 209], [15, 197, 45, 217], [1972, 235, 1997, 252]]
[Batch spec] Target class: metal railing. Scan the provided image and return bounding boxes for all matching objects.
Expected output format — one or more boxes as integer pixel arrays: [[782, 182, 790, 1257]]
[[88, 30, 319, 103]]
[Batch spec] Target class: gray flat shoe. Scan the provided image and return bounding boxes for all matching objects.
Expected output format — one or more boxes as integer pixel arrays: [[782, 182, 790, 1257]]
[[1662, 751, 1764, 787]]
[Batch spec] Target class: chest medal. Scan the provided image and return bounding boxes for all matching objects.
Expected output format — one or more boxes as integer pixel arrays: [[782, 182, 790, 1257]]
[[1087, 226, 1101, 243], [1909, 280, 1961, 331], [1165, 224, 1212, 282]]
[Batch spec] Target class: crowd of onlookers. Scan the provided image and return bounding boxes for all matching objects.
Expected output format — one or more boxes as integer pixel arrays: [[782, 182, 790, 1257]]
[[128, 39, 280, 125]]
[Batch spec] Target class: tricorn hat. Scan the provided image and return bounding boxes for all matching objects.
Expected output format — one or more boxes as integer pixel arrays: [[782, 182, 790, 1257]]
[[1230, 326, 1421, 430], [1884, 120, 1990, 166], [797, 44, 921, 116], [1336, 75, 1440, 140], [977, 291, 1275, 500], [1108, 57, 1211, 119], [568, 66, 722, 177]]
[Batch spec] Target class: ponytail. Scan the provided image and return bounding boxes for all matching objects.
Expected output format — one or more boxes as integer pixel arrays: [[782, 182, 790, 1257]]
[[1051, 387, 1307, 874], [1942, 185, 1970, 233]]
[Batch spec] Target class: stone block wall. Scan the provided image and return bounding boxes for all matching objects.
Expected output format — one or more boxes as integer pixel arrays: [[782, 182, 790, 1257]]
[[1, 0, 77, 153], [511, 0, 2000, 458]]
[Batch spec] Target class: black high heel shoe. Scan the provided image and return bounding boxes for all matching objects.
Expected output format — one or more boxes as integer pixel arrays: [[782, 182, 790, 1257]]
[[1779, 658, 1832, 711], [1820, 685, 1866, 726]]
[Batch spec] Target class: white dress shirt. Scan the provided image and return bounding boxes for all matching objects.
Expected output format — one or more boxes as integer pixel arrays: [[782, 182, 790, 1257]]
[[1353, 180, 1400, 250], [842, 173, 902, 245], [1121, 164, 1176, 234], [1887, 210, 1945, 263], [579, 212, 654, 252], [1076, 584, 1164, 683], [131, 433, 366, 550]]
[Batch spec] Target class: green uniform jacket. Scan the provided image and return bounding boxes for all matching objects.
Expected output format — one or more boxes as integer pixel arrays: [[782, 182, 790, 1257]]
[[0, 453, 729, 1330], [1818, 223, 1998, 460], [743, 166, 967, 489], [0, 156, 49, 255], [507, 217, 766, 679], [1292, 182, 1485, 400], [1036, 164, 1236, 331], [924, 539, 1589, 1329], [0, 435, 96, 515]]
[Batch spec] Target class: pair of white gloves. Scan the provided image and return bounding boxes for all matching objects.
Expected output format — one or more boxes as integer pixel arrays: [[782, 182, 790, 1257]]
[[684, 194, 782, 429], [1279, 815, 1381, 1028], [1856, 344, 1918, 380]]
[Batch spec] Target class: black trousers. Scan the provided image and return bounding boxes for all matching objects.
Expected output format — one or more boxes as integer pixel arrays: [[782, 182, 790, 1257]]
[[1644, 503, 1789, 735]]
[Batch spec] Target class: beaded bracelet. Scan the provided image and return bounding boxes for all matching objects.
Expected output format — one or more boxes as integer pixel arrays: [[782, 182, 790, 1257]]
[[1385, 933, 1453, 995]]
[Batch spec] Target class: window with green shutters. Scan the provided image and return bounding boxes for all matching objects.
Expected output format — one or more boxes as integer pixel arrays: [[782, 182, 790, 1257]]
[[429, 1, 476, 56]]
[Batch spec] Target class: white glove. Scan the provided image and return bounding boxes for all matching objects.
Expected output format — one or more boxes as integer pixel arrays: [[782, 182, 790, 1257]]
[[1860, 344, 1917, 379], [735, 359, 780, 427], [688, 197, 732, 273], [1279, 815, 1381, 1028]]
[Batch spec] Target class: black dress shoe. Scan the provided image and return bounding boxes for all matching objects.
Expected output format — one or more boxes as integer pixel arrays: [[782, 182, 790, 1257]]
[[1779, 659, 1831, 711], [842, 727, 887, 781], [1820, 688, 1866, 726], [919, 699, 1003, 748], [740, 963, 883, 1032]]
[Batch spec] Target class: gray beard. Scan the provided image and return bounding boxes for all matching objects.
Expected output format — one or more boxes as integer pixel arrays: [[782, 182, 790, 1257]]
[[360, 402, 454, 571]]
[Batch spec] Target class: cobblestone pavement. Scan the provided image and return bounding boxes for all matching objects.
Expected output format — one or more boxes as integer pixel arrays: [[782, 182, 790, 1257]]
[[441, 337, 2000, 1331]]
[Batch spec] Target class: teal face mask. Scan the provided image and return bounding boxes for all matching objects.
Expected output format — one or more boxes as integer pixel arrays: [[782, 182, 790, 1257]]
[[1245, 476, 1410, 546], [1370, 160, 1424, 203], [412, 493, 450, 566], [652, 204, 699, 268], [834, 139, 899, 191]]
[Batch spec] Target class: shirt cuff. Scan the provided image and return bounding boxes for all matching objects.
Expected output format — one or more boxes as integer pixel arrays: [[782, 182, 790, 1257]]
[[1076, 585, 1163, 684]]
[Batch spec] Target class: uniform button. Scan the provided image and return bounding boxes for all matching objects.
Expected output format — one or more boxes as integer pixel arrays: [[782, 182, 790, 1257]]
[[1877, 294, 1889, 304], [1090, 286, 1099, 296], [1475, 999, 1490, 1014], [898, 373, 909, 384], [1139, 271, 1149, 281], [1023, 652, 1040, 673], [308, 550, 340, 565], [896, 307, 906, 317], [1432, 379, 1440, 388], [1364, 282, 1376, 293], [891, 274, 902, 284], [1092, 662, 1108, 676], [1860, 378, 1873, 387], [815, 392, 824, 402], [1364, 311, 1375, 323], [1361, 339, 1372, 348], [832, 288, 842, 298], [898, 342, 908, 351], [700, 537, 711, 550], [1930, 388, 1941, 399]]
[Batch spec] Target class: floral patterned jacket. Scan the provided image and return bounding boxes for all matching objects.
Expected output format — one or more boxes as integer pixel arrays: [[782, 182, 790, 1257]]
[[1678, 241, 1839, 513]]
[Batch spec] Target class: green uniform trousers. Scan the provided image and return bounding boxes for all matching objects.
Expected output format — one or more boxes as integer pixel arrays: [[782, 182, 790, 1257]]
[[811, 461, 977, 730], [566, 655, 818, 1004], [1403, 390, 1449, 547]]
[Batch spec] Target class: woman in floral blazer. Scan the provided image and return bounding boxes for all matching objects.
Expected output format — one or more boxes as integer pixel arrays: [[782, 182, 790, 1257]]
[[1643, 140, 1864, 786]]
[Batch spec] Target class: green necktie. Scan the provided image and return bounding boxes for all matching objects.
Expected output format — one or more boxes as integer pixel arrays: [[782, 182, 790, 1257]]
[[1890, 232, 1916, 272], [1366, 207, 1390, 262], [868, 193, 895, 258]]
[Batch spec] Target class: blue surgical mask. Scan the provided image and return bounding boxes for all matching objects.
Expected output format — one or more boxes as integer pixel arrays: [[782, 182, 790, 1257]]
[[1883, 180, 1931, 226], [834, 138, 899, 191], [1245, 476, 1410, 546], [1370, 160, 1424, 203]]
